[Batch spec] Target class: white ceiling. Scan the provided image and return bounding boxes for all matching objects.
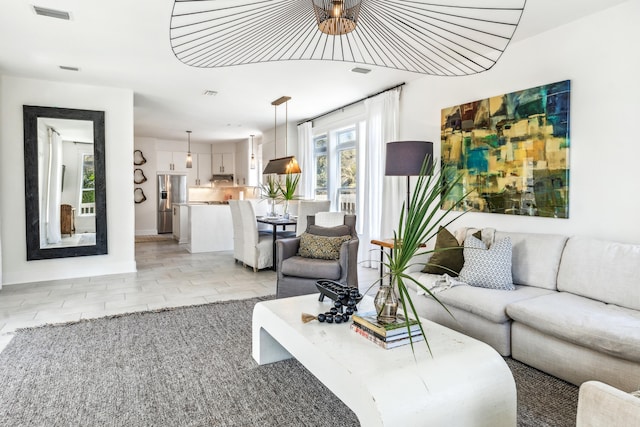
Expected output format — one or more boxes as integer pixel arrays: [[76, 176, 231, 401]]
[[0, 0, 628, 144]]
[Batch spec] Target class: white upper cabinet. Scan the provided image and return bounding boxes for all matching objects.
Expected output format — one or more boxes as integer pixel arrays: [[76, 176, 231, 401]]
[[157, 150, 189, 172], [194, 153, 212, 186], [212, 152, 234, 175]]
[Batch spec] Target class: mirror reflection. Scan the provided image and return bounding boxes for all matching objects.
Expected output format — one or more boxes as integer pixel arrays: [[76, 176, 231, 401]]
[[24, 106, 107, 260], [37, 117, 96, 249]]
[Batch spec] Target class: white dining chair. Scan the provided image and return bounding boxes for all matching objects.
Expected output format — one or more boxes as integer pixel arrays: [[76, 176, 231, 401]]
[[238, 200, 273, 272], [296, 200, 331, 236], [228, 200, 244, 264]]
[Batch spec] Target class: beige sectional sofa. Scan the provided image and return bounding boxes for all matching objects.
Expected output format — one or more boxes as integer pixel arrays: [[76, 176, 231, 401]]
[[406, 228, 640, 392]]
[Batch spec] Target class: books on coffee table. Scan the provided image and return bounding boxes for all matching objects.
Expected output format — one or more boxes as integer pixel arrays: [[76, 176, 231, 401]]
[[351, 311, 423, 349], [350, 323, 424, 349], [352, 311, 420, 337]]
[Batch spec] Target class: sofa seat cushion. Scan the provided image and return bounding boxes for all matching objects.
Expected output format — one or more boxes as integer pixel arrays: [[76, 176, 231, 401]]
[[281, 256, 341, 280], [506, 292, 640, 363], [408, 271, 554, 323]]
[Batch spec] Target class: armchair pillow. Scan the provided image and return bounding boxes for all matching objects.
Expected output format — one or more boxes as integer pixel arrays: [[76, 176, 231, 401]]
[[299, 233, 352, 260], [307, 224, 352, 237]]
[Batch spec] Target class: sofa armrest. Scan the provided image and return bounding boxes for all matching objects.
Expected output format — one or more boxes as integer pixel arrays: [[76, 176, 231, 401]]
[[576, 381, 640, 427]]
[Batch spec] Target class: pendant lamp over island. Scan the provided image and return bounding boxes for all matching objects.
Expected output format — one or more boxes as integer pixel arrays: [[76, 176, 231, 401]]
[[185, 130, 193, 169], [250, 134, 256, 170], [263, 96, 301, 175]]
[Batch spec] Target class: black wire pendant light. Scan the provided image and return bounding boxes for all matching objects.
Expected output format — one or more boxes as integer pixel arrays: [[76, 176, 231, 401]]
[[170, 0, 527, 76]]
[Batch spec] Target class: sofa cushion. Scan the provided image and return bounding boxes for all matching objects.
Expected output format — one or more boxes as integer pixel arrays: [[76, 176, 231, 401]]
[[408, 271, 554, 323], [307, 224, 351, 237], [557, 236, 640, 311], [495, 231, 567, 290], [281, 256, 341, 280], [459, 236, 515, 290], [299, 233, 351, 260], [422, 227, 481, 276], [506, 292, 640, 363]]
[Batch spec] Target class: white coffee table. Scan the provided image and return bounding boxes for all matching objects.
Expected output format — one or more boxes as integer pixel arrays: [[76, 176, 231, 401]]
[[252, 294, 516, 427]]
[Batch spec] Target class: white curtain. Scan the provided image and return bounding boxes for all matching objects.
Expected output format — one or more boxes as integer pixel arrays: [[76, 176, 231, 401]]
[[297, 121, 314, 199], [360, 88, 402, 267], [46, 128, 63, 244]]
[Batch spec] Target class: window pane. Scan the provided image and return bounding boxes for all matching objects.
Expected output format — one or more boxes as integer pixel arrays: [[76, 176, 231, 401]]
[[82, 190, 95, 203], [82, 155, 95, 189], [338, 129, 355, 144], [314, 135, 327, 151], [340, 148, 356, 188], [316, 154, 327, 189]]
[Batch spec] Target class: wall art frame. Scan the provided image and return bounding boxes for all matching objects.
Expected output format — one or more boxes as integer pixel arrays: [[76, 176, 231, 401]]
[[440, 80, 571, 218]]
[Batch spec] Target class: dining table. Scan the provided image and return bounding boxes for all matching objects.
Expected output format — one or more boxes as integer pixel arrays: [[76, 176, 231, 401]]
[[256, 216, 297, 270]]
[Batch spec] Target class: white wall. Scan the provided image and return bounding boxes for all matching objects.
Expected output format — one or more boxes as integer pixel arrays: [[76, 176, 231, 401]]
[[0, 76, 136, 285], [398, 0, 640, 244]]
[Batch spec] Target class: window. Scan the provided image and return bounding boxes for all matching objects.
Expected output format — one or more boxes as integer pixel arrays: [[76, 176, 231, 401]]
[[312, 124, 362, 215], [336, 128, 356, 214], [314, 134, 328, 200], [79, 153, 95, 215]]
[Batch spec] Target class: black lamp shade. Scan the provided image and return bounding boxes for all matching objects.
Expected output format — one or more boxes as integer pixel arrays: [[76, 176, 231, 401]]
[[385, 141, 433, 176], [263, 156, 301, 175]]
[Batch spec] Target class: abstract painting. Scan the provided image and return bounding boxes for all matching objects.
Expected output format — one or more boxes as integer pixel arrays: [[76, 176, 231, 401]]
[[441, 80, 570, 218]]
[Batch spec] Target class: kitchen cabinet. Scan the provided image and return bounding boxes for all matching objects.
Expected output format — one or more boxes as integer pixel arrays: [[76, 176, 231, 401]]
[[212, 152, 234, 175], [196, 153, 211, 186], [234, 138, 255, 187], [187, 204, 233, 253], [157, 150, 189, 172]]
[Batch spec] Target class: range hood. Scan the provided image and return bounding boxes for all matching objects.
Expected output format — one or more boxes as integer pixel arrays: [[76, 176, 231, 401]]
[[209, 174, 234, 186]]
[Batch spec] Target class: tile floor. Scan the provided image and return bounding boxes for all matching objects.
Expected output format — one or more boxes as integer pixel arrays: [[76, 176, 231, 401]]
[[0, 239, 380, 352]]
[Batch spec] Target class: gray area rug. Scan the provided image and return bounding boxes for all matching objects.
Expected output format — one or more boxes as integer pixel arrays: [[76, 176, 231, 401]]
[[0, 297, 578, 426]]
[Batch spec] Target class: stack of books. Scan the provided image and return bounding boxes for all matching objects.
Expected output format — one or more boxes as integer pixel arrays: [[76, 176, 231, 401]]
[[351, 311, 424, 349]]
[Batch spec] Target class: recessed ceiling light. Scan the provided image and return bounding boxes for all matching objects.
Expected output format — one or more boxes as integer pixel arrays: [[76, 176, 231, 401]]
[[59, 66, 79, 71], [351, 67, 371, 74], [203, 90, 218, 96], [34, 6, 71, 20]]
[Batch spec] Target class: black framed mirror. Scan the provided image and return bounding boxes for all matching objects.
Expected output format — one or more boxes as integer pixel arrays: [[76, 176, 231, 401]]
[[23, 105, 108, 260]]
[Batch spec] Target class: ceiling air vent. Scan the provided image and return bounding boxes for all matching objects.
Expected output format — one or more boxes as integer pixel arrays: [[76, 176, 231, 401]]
[[34, 6, 71, 20], [59, 66, 79, 71], [351, 67, 371, 74]]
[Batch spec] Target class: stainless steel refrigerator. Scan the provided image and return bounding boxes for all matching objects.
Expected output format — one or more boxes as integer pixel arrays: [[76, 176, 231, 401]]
[[157, 174, 187, 234]]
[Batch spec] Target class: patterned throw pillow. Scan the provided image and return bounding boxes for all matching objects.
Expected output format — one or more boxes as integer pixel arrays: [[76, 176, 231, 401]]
[[299, 233, 351, 260], [458, 235, 515, 290]]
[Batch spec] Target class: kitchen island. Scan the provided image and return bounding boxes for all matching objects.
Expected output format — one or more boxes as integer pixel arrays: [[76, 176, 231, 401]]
[[173, 203, 234, 253]]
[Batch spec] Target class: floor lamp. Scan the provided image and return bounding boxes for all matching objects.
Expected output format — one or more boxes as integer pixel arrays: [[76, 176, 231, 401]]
[[384, 141, 433, 214]]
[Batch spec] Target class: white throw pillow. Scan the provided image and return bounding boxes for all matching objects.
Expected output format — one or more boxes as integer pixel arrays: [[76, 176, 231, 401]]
[[459, 236, 515, 290]]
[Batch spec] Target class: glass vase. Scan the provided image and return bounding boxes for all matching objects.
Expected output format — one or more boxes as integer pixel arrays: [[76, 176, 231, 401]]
[[374, 282, 399, 324], [268, 198, 277, 217], [282, 199, 290, 219]]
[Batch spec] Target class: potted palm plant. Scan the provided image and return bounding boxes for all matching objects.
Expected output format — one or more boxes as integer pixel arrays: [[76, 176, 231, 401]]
[[278, 172, 300, 219], [373, 156, 467, 352], [260, 175, 281, 217]]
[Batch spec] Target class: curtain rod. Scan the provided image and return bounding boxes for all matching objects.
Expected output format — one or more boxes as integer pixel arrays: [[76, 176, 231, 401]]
[[297, 82, 406, 125]]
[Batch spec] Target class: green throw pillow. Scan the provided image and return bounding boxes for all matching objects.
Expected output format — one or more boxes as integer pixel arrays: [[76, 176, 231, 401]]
[[299, 233, 351, 260], [422, 227, 481, 276]]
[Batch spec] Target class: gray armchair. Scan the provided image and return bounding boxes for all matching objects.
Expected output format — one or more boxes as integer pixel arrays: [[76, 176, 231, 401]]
[[276, 214, 359, 298]]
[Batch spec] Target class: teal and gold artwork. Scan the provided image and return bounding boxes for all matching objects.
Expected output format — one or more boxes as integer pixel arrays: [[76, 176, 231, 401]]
[[441, 80, 570, 218]]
